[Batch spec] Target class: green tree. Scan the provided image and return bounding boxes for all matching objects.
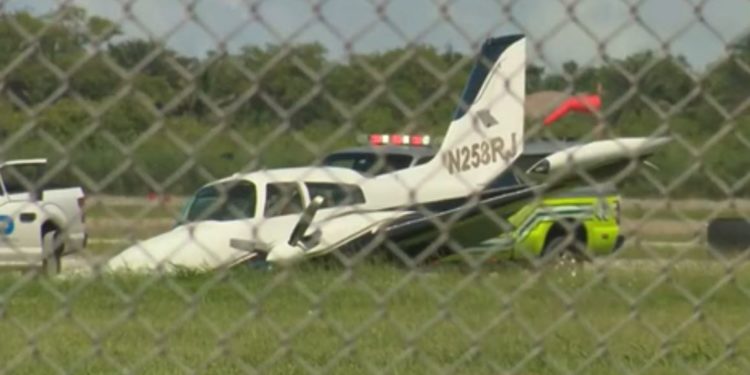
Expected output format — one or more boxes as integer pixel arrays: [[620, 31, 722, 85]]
[[526, 64, 545, 93]]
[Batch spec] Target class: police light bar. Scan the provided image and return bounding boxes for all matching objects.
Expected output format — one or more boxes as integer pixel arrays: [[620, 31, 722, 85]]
[[368, 134, 431, 146]]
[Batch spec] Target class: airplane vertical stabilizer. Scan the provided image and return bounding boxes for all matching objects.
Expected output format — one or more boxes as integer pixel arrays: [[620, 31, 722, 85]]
[[365, 35, 527, 207]]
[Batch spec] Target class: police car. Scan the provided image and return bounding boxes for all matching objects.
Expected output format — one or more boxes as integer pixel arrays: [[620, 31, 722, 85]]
[[321, 134, 436, 176], [322, 134, 624, 261]]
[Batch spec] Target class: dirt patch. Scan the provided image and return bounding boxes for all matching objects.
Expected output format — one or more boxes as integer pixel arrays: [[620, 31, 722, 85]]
[[87, 195, 188, 208], [620, 218, 705, 239], [622, 198, 750, 214], [525, 90, 567, 119]]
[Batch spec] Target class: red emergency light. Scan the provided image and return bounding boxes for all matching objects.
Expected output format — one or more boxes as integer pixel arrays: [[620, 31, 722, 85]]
[[368, 134, 431, 146]]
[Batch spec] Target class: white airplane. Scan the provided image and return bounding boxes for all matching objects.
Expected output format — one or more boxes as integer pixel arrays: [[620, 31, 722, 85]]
[[105, 34, 669, 272]]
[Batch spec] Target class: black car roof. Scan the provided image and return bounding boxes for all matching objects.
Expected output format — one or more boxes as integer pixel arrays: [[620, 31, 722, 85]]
[[328, 140, 584, 158], [326, 146, 437, 158]]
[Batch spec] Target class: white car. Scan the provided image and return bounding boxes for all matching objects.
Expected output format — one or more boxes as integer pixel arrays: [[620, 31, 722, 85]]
[[0, 159, 87, 273]]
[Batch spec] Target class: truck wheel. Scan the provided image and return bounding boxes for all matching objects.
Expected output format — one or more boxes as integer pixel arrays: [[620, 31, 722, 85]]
[[41, 230, 62, 275], [540, 235, 588, 267]]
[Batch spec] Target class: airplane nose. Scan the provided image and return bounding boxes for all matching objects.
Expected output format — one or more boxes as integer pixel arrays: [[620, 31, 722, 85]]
[[104, 224, 238, 272], [105, 229, 194, 272], [266, 244, 305, 265]]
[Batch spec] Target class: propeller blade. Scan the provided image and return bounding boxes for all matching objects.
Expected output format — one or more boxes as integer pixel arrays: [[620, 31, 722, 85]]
[[288, 196, 325, 246]]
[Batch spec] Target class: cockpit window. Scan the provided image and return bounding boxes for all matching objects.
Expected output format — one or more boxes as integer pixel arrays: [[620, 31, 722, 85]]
[[305, 182, 365, 207], [265, 183, 305, 217], [185, 181, 256, 222]]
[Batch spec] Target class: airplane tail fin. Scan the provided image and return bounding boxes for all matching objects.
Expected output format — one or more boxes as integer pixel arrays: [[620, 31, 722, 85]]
[[368, 35, 527, 206], [428, 35, 526, 191]]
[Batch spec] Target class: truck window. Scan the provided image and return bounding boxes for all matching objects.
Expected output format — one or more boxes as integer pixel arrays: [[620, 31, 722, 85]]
[[381, 154, 413, 172], [323, 153, 375, 172], [514, 155, 545, 173], [488, 170, 519, 189], [322, 152, 414, 175], [185, 181, 256, 222], [1, 164, 48, 195], [305, 182, 366, 207], [265, 183, 304, 217]]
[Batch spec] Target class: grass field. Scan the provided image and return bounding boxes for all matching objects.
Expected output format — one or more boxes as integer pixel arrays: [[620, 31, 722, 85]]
[[1, 262, 749, 374], [1, 197, 749, 373]]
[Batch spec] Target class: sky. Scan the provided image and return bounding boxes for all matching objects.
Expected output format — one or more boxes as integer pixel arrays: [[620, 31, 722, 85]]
[[5, 0, 750, 72]]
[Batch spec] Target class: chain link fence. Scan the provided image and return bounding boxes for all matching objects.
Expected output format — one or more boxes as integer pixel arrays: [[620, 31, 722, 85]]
[[1, 0, 749, 373]]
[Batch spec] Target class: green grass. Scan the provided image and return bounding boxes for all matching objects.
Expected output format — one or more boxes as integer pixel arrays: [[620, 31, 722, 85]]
[[86, 220, 172, 241], [1, 263, 749, 374]]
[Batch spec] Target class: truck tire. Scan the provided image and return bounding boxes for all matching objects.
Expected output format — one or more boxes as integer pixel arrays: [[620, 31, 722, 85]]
[[540, 223, 590, 266], [41, 229, 62, 275], [707, 218, 750, 251], [541, 236, 579, 265]]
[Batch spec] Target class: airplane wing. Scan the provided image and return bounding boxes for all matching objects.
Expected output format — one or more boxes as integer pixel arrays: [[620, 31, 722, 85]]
[[377, 187, 536, 262], [302, 137, 672, 265]]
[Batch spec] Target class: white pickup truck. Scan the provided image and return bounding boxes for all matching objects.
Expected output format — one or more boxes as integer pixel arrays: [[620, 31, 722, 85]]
[[0, 159, 87, 273]]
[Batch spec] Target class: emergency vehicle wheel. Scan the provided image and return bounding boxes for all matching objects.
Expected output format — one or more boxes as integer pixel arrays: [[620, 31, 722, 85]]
[[541, 235, 588, 266], [41, 230, 62, 275]]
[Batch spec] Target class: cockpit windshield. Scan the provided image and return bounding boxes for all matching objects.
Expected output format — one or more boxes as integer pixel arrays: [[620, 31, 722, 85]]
[[184, 181, 256, 222]]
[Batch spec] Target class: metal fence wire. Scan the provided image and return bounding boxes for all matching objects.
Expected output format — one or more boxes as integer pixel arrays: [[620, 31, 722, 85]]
[[1, 0, 750, 373]]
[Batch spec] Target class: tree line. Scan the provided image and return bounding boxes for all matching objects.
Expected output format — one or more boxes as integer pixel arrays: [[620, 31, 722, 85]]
[[0, 7, 748, 197]]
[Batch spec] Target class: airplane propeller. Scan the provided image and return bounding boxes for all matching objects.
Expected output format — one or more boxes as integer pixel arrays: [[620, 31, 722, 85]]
[[228, 195, 325, 267], [288, 195, 325, 247], [229, 195, 325, 252]]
